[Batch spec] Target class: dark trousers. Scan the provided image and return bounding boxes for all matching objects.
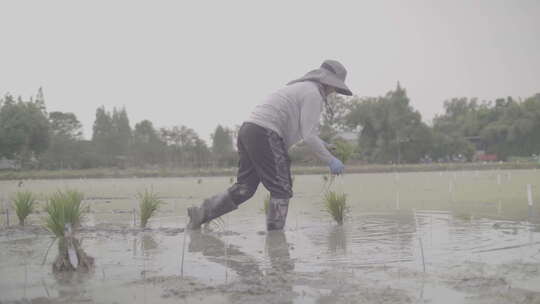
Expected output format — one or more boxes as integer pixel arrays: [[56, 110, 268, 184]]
[[227, 122, 293, 205]]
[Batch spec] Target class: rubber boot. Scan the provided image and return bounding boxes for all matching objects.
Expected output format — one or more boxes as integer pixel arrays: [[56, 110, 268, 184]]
[[187, 191, 237, 230], [266, 197, 289, 231]]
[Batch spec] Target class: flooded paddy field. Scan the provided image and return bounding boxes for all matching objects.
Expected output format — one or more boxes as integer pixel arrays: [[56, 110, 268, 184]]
[[1, 169, 540, 303]]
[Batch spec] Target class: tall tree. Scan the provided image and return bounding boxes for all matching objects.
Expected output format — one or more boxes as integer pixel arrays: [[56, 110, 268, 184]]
[[211, 125, 236, 166], [320, 93, 350, 142], [41, 112, 84, 169], [160, 125, 200, 166], [91, 106, 114, 165], [0, 93, 50, 167], [49, 112, 83, 139], [111, 107, 132, 160], [345, 83, 432, 163], [132, 120, 164, 165]]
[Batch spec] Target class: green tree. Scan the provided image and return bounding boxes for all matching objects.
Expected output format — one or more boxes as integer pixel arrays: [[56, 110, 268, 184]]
[[211, 125, 236, 166], [91, 106, 114, 166], [160, 125, 199, 166], [132, 120, 165, 165], [91, 106, 131, 167], [40, 112, 84, 169], [191, 137, 211, 167], [111, 107, 132, 161], [432, 95, 540, 161], [320, 93, 350, 142], [345, 83, 431, 163], [0, 93, 50, 168]]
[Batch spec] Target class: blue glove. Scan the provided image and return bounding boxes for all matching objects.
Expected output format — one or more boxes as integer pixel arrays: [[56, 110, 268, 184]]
[[328, 157, 344, 175]]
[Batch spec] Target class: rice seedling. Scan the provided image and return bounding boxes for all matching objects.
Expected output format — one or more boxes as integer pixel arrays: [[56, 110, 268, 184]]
[[43, 189, 93, 272], [138, 189, 163, 228], [323, 190, 348, 225], [11, 190, 36, 226], [44, 189, 86, 237]]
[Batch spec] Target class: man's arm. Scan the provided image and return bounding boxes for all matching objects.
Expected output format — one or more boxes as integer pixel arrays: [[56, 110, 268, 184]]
[[299, 92, 334, 164]]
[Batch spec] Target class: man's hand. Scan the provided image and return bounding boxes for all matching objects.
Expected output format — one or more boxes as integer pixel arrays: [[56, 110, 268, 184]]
[[328, 157, 344, 175]]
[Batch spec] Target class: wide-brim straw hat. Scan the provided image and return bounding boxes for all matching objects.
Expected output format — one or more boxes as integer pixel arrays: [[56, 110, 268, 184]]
[[288, 59, 353, 96]]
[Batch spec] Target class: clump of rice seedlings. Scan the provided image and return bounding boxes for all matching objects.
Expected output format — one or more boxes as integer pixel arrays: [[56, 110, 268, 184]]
[[229, 177, 235, 184], [44, 189, 93, 273], [138, 189, 163, 228], [323, 190, 348, 225], [44, 189, 86, 236], [197, 178, 203, 184], [12, 190, 36, 226]]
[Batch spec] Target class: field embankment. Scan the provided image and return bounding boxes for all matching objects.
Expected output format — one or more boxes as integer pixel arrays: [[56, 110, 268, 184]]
[[0, 162, 539, 180]]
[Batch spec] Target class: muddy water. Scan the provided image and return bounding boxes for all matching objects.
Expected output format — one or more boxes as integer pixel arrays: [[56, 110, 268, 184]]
[[1, 171, 540, 303]]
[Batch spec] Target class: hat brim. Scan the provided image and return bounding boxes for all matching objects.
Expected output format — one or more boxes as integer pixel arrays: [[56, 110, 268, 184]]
[[319, 77, 353, 96], [288, 69, 353, 96]]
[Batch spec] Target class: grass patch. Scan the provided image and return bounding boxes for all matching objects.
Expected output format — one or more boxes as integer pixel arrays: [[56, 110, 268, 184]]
[[11, 190, 36, 226], [138, 189, 162, 228], [323, 190, 348, 225]]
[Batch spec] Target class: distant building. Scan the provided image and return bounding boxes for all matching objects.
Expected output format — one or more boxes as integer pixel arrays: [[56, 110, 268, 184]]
[[466, 136, 498, 162], [0, 158, 19, 170]]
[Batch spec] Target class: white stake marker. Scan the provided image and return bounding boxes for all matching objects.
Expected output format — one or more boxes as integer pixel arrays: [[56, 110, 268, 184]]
[[132, 208, 137, 227], [497, 174, 501, 186], [527, 184, 533, 207], [3, 197, 9, 227]]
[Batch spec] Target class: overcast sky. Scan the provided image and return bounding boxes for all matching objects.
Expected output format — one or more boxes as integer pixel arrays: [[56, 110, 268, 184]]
[[1, 0, 539, 142]]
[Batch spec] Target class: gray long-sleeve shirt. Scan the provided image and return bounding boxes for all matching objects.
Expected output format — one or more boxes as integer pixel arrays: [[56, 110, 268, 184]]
[[246, 81, 334, 164]]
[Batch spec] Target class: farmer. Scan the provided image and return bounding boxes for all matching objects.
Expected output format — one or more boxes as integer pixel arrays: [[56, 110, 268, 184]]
[[188, 59, 353, 230]]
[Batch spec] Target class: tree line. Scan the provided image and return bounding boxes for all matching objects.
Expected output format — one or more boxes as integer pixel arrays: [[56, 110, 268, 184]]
[[1, 85, 539, 170], [294, 83, 540, 164], [0, 88, 236, 169]]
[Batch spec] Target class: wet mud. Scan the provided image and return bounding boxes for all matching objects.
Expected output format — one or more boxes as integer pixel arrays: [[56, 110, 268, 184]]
[[1, 172, 540, 303]]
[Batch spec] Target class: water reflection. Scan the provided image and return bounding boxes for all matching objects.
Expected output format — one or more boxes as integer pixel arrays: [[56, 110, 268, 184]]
[[327, 225, 347, 254], [265, 231, 294, 273], [141, 233, 158, 252], [132, 233, 159, 257], [189, 230, 296, 303], [346, 211, 415, 265], [188, 230, 263, 279]]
